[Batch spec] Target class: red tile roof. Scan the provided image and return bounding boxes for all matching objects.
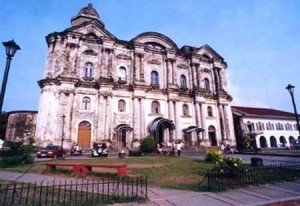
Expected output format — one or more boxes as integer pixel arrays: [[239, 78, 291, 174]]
[[232, 106, 295, 118]]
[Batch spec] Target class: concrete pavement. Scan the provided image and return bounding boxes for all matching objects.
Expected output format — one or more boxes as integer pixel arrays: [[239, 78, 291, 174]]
[[1, 171, 300, 206]]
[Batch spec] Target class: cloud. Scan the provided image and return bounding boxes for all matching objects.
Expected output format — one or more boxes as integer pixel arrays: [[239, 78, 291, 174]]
[[227, 72, 270, 108]]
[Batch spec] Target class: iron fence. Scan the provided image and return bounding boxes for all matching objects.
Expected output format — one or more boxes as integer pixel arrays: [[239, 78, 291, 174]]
[[207, 163, 300, 191], [0, 176, 147, 206]]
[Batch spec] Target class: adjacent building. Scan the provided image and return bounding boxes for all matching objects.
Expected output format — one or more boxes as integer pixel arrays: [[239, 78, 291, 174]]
[[232, 106, 300, 148], [35, 4, 235, 149]]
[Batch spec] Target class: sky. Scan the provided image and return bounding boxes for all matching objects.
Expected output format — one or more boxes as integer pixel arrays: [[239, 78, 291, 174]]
[[0, 0, 299, 113]]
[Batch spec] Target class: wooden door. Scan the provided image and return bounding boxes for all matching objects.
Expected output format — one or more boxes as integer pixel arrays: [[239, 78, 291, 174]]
[[78, 121, 91, 149]]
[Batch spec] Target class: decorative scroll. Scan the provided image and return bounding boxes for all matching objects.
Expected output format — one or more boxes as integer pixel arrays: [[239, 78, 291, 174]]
[[116, 54, 131, 60], [148, 59, 161, 65]]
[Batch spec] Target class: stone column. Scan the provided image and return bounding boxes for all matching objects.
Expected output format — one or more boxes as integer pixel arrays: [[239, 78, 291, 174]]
[[94, 93, 99, 142], [200, 103, 208, 140], [166, 59, 171, 86], [97, 95, 104, 141], [134, 53, 140, 81], [191, 63, 198, 88], [65, 92, 74, 144], [225, 105, 235, 143], [133, 97, 140, 139], [100, 95, 106, 140], [195, 102, 201, 127], [172, 59, 177, 84], [140, 98, 146, 138], [218, 104, 226, 141], [195, 63, 200, 88], [175, 101, 181, 141], [99, 45, 104, 77], [139, 54, 145, 81], [168, 100, 174, 121], [106, 48, 113, 78], [58, 92, 66, 145]]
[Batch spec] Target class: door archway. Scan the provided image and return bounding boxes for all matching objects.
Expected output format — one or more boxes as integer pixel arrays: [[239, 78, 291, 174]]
[[115, 124, 133, 150], [270, 136, 277, 148], [77, 121, 91, 149], [280, 136, 286, 147], [208, 126, 217, 146], [259, 136, 267, 148], [149, 117, 175, 145]]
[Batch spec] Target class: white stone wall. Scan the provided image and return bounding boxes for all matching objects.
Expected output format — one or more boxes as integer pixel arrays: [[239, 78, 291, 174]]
[[35, 4, 235, 149]]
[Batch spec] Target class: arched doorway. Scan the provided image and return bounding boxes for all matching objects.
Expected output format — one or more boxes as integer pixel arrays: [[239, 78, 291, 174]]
[[270, 136, 277, 148], [115, 124, 133, 150], [182, 126, 205, 147], [149, 117, 175, 145], [289, 136, 295, 144], [208, 126, 217, 146], [280, 136, 286, 147], [77, 121, 91, 149], [259, 136, 267, 148]]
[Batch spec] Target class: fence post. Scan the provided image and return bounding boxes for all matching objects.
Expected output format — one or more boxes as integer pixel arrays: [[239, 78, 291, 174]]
[[45, 182, 49, 206], [10, 183, 17, 205], [38, 182, 43, 205], [145, 176, 148, 199]]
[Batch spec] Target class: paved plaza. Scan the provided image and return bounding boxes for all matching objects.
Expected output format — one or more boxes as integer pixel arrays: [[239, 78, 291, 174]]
[[1, 170, 300, 206]]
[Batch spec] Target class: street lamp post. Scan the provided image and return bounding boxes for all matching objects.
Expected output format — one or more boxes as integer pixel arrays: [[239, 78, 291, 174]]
[[286, 84, 300, 136], [61, 115, 66, 149], [0, 40, 21, 113]]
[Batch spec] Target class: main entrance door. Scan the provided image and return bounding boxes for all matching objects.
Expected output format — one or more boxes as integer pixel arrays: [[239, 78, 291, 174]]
[[208, 125, 217, 146], [77, 121, 91, 149]]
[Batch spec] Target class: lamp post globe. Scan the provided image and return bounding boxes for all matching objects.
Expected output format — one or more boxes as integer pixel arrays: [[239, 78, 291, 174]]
[[286, 84, 300, 136], [0, 40, 21, 113]]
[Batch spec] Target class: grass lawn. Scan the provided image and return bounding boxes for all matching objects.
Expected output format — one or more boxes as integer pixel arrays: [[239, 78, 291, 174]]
[[0, 156, 214, 191]]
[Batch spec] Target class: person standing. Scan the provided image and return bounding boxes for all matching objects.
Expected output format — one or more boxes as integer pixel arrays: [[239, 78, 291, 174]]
[[176, 140, 182, 157]]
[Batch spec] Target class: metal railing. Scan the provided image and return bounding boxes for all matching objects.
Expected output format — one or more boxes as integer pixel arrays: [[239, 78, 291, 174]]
[[207, 163, 300, 191], [0, 176, 147, 206]]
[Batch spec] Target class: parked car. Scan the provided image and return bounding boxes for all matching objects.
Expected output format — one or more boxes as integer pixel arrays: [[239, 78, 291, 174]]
[[292, 140, 300, 149], [36, 145, 65, 158], [92, 143, 108, 157]]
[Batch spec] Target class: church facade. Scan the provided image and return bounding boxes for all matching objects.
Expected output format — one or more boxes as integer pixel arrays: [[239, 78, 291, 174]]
[[35, 4, 235, 149]]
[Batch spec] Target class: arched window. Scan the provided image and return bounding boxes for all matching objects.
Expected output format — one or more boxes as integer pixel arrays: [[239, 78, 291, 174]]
[[204, 78, 210, 91], [207, 106, 213, 117], [119, 66, 126, 81], [180, 75, 187, 89], [84, 62, 93, 78], [151, 71, 159, 85], [151, 101, 160, 114], [182, 104, 189, 116], [82, 97, 91, 110], [118, 100, 126, 112]]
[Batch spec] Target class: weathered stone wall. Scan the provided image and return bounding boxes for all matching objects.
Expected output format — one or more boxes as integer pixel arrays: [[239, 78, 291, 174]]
[[35, 4, 235, 149]]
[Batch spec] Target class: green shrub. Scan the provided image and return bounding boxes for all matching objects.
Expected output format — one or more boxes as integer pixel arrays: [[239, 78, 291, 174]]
[[141, 137, 155, 153], [214, 157, 245, 177], [205, 150, 222, 162], [128, 150, 143, 156], [0, 141, 36, 167], [0, 156, 23, 167]]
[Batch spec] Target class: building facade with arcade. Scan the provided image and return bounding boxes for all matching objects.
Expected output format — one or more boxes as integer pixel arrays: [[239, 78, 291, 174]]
[[35, 4, 235, 149]]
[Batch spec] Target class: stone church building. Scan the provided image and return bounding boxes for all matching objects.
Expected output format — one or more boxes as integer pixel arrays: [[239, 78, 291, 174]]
[[35, 4, 235, 149]]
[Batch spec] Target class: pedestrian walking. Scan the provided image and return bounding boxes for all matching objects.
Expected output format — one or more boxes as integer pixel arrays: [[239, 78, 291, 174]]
[[176, 140, 182, 157]]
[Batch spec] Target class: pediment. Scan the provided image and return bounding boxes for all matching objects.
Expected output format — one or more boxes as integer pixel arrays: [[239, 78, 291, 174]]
[[131, 32, 178, 51], [66, 21, 116, 41], [195, 44, 224, 61]]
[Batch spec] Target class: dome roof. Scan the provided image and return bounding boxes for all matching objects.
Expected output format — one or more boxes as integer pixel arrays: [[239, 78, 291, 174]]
[[77, 3, 100, 19]]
